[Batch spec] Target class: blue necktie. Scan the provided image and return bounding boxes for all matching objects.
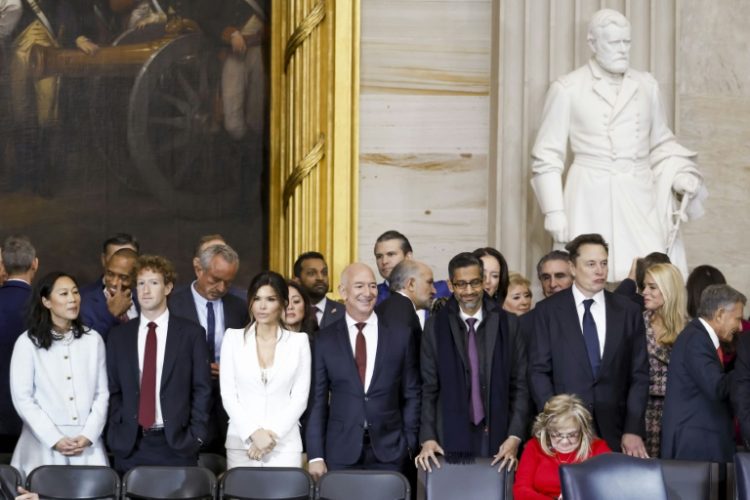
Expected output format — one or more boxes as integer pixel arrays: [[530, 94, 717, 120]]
[[582, 299, 601, 378], [206, 301, 216, 362]]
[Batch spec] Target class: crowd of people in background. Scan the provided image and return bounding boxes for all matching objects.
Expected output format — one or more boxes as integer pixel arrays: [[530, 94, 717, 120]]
[[0, 229, 748, 500]]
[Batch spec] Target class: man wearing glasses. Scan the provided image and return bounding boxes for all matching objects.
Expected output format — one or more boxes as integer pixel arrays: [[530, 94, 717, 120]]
[[416, 252, 530, 472]]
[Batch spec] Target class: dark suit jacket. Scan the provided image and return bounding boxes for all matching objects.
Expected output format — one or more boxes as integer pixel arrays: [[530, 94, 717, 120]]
[[613, 278, 645, 309], [80, 285, 139, 341], [106, 313, 212, 458], [420, 297, 529, 447], [528, 287, 648, 450], [168, 285, 249, 331], [0, 280, 31, 436], [734, 331, 750, 447], [661, 319, 734, 461], [319, 298, 345, 329], [376, 280, 451, 306], [375, 292, 422, 346], [306, 316, 421, 466]]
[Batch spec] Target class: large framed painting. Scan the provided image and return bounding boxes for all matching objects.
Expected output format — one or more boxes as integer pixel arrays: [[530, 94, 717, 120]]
[[0, 0, 269, 285]]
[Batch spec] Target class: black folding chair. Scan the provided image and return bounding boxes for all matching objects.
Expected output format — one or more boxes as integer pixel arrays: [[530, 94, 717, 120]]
[[0, 465, 21, 500], [417, 457, 512, 500], [26, 465, 120, 500], [219, 467, 313, 499], [317, 470, 410, 500], [122, 466, 216, 499], [560, 453, 668, 500]]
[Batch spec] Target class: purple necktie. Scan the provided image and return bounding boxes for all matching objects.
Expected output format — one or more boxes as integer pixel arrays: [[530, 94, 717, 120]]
[[465, 318, 485, 425]]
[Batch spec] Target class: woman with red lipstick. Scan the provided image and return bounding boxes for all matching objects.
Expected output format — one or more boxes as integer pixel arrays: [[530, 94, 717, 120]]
[[9, 272, 109, 480], [221, 271, 311, 468], [641, 263, 687, 457]]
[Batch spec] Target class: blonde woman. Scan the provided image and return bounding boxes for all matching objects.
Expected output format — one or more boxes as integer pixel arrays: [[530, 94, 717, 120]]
[[514, 394, 610, 500], [641, 263, 687, 458], [503, 273, 533, 316]]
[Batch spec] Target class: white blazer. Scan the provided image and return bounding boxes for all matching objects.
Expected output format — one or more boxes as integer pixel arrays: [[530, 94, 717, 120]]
[[220, 325, 311, 452]]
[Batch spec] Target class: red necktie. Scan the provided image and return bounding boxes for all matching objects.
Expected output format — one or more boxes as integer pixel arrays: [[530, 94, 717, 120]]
[[717, 345, 725, 366], [355, 322, 367, 387], [138, 322, 157, 428]]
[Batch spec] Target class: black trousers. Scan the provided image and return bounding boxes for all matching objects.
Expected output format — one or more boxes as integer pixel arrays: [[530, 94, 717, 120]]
[[113, 430, 197, 476]]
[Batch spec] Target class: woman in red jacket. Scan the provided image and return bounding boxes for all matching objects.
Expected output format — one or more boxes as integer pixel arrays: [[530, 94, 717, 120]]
[[514, 394, 611, 499]]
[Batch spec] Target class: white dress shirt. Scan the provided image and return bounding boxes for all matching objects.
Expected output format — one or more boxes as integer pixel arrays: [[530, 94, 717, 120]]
[[190, 282, 225, 362], [346, 312, 378, 393], [458, 307, 484, 330], [137, 310, 169, 427], [571, 284, 607, 357], [698, 318, 720, 349]]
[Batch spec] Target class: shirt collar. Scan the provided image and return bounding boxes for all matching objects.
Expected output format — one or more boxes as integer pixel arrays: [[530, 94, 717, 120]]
[[572, 283, 605, 306], [698, 318, 721, 349], [345, 311, 378, 329], [140, 308, 169, 331], [314, 296, 328, 311], [5, 278, 30, 285], [459, 306, 483, 326], [190, 280, 218, 307]]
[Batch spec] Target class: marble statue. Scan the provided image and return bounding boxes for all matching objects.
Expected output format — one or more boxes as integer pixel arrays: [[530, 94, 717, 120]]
[[530, 9, 707, 281]]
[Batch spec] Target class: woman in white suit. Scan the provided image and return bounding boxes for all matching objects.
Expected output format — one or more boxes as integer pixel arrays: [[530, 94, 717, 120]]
[[221, 271, 311, 468], [10, 272, 109, 480]]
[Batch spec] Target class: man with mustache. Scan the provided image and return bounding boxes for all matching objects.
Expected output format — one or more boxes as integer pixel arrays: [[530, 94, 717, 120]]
[[528, 233, 649, 457]]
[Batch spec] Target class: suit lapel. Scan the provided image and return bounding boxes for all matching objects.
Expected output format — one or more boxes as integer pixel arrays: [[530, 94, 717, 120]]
[[336, 321, 363, 392], [125, 321, 141, 387], [484, 307, 499, 371], [368, 323, 387, 393], [448, 313, 470, 371], [160, 318, 180, 389], [611, 71, 638, 120], [601, 291, 624, 374]]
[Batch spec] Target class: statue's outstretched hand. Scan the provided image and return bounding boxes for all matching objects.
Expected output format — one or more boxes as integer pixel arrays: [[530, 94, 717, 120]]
[[544, 211, 568, 244]]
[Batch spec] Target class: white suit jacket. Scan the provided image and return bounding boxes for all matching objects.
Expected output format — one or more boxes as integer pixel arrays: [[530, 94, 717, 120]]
[[220, 325, 311, 452]]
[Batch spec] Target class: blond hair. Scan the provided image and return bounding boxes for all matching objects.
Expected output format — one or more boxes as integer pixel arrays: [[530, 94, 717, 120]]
[[533, 394, 597, 462], [645, 263, 687, 346], [508, 272, 531, 291]]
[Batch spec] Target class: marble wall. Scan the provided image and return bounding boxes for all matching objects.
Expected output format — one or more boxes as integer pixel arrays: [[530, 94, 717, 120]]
[[358, 1, 492, 282], [359, 0, 750, 301]]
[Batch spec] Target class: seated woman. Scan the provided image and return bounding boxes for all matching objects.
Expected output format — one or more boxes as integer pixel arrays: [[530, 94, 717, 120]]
[[285, 280, 319, 336], [10, 272, 109, 480], [221, 271, 311, 468], [641, 263, 687, 458], [503, 273, 533, 316], [513, 394, 610, 500]]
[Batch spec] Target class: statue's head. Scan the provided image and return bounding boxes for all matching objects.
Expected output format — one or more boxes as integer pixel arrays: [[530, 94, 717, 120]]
[[587, 9, 631, 74]]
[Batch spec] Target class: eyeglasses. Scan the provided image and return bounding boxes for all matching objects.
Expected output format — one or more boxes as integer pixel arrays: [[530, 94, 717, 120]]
[[549, 430, 581, 442], [452, 279, 483, 290]]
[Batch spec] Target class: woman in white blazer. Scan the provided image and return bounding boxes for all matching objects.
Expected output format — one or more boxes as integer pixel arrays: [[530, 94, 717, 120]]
[[10, 272, 109, 479], [221, 271, 311, 468]]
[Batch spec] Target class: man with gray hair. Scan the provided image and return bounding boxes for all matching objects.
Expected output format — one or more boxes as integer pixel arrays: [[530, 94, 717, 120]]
[[662, 284, 746, 461], [376, 259, 436, 343], [536, 250, 573, 298], [531, 8, 706, 281], [0, 235, 38, 452], [169, 242, 249, 452]]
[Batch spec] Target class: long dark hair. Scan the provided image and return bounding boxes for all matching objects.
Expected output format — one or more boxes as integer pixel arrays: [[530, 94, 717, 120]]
[[287, 280, 319, 335], [472, 247, 510, 302], [246, 271, 289, 327], [686, 265, 726, 318], [26, 271, 87, 349]]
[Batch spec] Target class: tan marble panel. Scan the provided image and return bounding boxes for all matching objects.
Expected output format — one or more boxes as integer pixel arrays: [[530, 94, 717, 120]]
[[361, 0, 491, 95], [359, 153, 488, 281], [676, 1, 750, 302]]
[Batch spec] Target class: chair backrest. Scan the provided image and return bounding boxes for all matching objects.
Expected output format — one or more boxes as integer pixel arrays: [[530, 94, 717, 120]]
[[26, 465, 120, 500], [735, 453, 750, 500], [560, 454, 668, 500], [123, 466, 216, 499], [219, 467, 313, 500], [198, 454, 227, 478], [317, 470, 410, 500], [416, 457, 511, 500], [0, 465, 21, 500], [660, 459, 718, 500]]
